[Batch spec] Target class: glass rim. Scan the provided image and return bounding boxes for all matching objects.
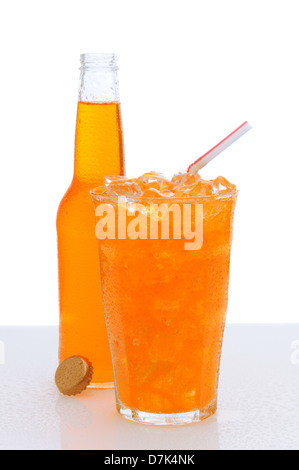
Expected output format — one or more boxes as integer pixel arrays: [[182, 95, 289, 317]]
[[90, 187, 239, 204], [80, 53, 118, 73], [80, 52, 117, 59]]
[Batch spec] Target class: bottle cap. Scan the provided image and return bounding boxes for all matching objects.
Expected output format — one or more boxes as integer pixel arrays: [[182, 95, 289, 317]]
[[55, 356, 93, 396]]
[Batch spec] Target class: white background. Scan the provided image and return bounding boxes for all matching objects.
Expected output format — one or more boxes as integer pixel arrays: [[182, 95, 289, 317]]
[[0, 0, 298, 325]]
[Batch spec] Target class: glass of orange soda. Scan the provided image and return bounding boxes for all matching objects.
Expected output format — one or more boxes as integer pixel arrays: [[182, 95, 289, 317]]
[[91, 171, 238, 425]]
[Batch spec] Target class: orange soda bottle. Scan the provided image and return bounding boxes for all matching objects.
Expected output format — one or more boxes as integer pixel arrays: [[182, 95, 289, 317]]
[[57, 54, 125, 387]]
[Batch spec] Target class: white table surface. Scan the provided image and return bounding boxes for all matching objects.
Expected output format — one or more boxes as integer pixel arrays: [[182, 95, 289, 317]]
[[0, 325, 298, 450]]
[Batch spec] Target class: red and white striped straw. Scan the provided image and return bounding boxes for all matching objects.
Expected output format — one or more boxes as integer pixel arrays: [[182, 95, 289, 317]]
[[188, 121, 252, 174]]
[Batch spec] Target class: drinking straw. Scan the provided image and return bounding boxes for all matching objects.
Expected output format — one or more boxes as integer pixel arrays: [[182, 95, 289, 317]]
[[188, 121, 252, 174]]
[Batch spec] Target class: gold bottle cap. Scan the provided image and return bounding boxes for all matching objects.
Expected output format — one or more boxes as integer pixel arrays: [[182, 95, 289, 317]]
[[55, 356, 93, 396]]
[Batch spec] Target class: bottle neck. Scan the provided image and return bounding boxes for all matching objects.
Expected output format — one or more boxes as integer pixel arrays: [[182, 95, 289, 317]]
[[74, 54, 124, 185], [78, 53, 120, 103]]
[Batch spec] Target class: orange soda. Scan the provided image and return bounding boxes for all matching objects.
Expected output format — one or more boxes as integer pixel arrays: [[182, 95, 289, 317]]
[[91, 172, 237, 423], [57, 55, 125, 387]]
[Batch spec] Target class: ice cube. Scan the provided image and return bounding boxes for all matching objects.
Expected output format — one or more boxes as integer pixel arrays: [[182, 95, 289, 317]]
[[189, 180, 214, 196], [103, 175, 128, 186], [212, 176, 236, 194], [139, 171, 167, 184], [174, 183, 197, 197], [92, 185, 108, 196], [107, 181, 143, 198], [142, 187, 174, 198], [171, 172, 198, 187], [138, 172, 169, 192], [174, 179, 213, 197]]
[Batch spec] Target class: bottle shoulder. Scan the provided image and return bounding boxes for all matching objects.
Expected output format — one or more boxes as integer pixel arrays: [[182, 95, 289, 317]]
[[57, 179, 95, 226], [57, 182, 74, 211]]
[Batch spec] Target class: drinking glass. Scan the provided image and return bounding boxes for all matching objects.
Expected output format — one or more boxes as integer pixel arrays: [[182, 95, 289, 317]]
[[91, 189, 238, 425]]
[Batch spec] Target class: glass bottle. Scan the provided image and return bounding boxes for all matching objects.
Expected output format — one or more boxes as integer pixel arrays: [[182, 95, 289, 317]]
[[57, 53, 125, 388]]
